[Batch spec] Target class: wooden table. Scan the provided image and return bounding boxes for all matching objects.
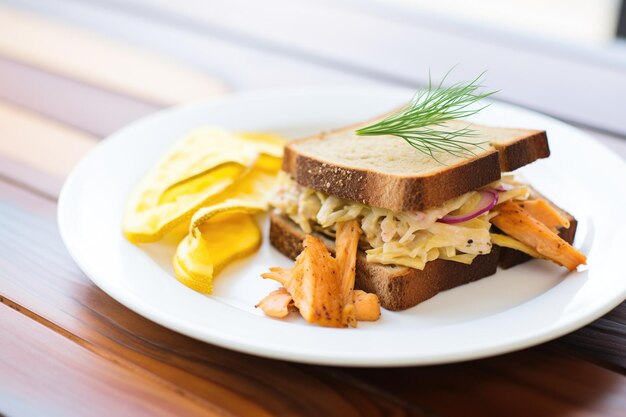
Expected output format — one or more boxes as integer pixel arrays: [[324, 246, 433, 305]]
[[1, 2, 625, 416]]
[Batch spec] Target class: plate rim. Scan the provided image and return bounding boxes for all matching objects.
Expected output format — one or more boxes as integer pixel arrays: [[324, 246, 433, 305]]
[[58, 86, 626, 367]]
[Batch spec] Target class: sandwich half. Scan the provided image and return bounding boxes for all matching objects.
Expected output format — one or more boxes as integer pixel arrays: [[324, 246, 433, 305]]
[[269, 118, 585, 310]]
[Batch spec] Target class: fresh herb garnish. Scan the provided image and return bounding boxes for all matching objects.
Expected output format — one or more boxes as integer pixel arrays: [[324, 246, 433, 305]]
[[355, 70, 496, 160]]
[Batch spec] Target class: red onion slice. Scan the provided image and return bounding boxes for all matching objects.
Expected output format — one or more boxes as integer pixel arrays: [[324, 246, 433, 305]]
[[493, 183, 514, 192], [438, 190, 499, 224]]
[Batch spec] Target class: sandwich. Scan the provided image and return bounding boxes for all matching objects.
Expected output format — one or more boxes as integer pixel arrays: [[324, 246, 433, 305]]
[[266, 85, 587, 312]]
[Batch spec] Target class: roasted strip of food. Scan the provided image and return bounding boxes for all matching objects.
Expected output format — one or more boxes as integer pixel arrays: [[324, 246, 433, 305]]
[[258, 221, 380, 327], [491, 200, 586, 271], [294, 235, 344, 327], [352, 290, 381, 321], [516, 199, 570, 231], [255, 288, 294, 318], [336, 220, 362, 327]]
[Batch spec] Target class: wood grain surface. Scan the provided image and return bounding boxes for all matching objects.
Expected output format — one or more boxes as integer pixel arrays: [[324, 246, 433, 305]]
[[0, 100, 96, 196], [0, 302, 218, 417], [347, 349, 626, 417], [0, 180, 425, 416], [0, 178, 624, 416], [0, 4, 225, 106], [0, 3, 625, 416], [0, 56, 158, 137], [77, 0, 626, 135]]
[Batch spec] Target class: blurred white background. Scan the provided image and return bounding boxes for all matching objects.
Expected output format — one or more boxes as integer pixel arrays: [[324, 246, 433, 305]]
[[2, 0, 626, 139], [382, 0, 623, 44]]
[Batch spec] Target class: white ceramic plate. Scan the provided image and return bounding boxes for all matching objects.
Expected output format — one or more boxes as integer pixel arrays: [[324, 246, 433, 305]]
[[58, 87, 626, 367]]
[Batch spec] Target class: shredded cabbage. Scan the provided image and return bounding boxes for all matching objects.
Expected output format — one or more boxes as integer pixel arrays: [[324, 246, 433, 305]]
[[272, 173, 530, 269], [490, 233, 542, 258]]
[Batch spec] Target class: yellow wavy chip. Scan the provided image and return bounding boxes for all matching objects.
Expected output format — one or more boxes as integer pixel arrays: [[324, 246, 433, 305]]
[[123, 127, 263, 243], [123, 161, 250, 243], [158, 161, 244, 205], [173, 227, 214, 293], [190, 199, 267, 230], [239, 132, 286, 173], [190, 168, 279, 225], [174, 207, 264, 293], [239, 132, 286, 158], [149, 128, 259, 189], [255, 154, 282, 173], [124, 126, 288, 293], [173, 166, 283, 292]]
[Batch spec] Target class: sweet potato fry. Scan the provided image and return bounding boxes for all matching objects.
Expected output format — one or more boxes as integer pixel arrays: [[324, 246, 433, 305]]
[[336, 220, 362, 327], [492, 200, 586, 271], [516, 199, 569, 231], [258, 224, 381, 327], [291, 235, 344, 327], [261, 267, 292, 286], [353, 290, 381, 321], [255, 288, 294, 318], [336, 221, 362, 301]]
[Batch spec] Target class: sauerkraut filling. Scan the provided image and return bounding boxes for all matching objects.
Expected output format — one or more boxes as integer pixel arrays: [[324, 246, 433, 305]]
[[271, 173, 531, 270]]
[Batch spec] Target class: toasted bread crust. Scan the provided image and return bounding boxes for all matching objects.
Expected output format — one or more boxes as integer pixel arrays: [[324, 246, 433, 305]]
[[283, 123, 549, 212], [269, 213, 500, 311], [493, 130, 550, 172], [285, 148, 502, 212]]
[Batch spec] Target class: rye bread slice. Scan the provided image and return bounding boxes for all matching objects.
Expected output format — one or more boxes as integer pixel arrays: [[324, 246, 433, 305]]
[[283, 119, 549, 212], [269, 213, 500, 311]]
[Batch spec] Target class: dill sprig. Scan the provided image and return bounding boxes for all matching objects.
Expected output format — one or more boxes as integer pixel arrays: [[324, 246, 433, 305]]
[[355, 71, 496, 160]]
